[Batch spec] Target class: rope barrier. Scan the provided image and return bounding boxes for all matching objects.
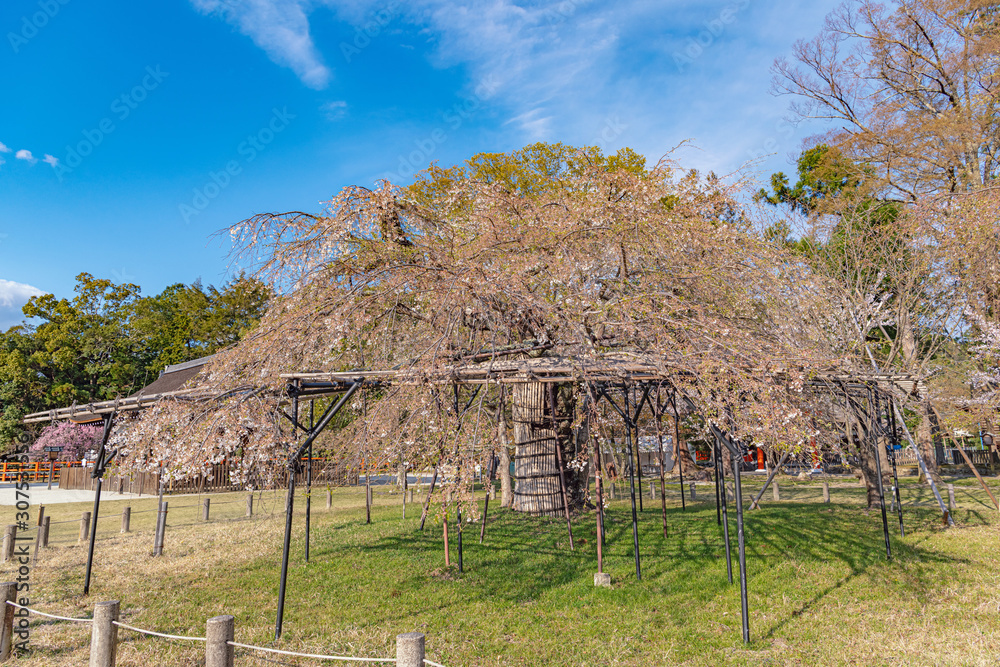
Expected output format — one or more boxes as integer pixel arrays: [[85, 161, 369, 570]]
[[5, 600, 92, 624], [227, 641, 396, 662], [112, 620, 206, 642]]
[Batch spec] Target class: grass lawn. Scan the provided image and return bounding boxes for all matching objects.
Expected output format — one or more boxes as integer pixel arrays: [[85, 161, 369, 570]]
[[3, 474, 999, 666]]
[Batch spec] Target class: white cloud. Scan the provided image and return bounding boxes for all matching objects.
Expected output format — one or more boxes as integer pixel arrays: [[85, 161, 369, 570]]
[[321, 100, 348, 121], [192, 0, 839, 179], [15, 149, 36, 164], [0, 142, 10, 154], [190, 0, 331, 89], [42, 154, 59, 167], [0, 279, 44, 330]]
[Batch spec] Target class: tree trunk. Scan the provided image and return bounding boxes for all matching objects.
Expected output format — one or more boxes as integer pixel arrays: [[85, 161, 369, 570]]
[[851, 417, 890, 508], [511, 382, 586, 515], [499, 426, 513, 508], [917, 403, 943, 486]]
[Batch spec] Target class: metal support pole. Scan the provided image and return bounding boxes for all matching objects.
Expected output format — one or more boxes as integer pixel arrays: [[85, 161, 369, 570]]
[[84, 412, 114, 595], [480, 453, 497, 543], [456, 508, 463, 573], [633, 387, 643, 513], [623, 389, 641, 581], [305, 398, 313, 563], [83, 480, 102, 594], [717, 441, 733, 584], [872, 436, 892, 562], [275, 471, 295, 640], [419, 467, 439, 531], [731, 455, 750, 644], [653, 396, 668, 538], [595, 448, 605, 573], [887, 396, 905, 536], [714, 448, 722, 526]]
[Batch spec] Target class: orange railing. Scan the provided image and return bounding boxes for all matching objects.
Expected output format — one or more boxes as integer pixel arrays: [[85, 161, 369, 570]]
[[0, 461, 74, 483]]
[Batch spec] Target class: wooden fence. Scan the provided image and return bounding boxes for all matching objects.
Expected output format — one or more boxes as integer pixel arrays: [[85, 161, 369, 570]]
[[57, 460, 361, 494]]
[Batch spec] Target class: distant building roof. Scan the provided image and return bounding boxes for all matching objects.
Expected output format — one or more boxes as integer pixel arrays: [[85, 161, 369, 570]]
[[23, 355, 215, 425]]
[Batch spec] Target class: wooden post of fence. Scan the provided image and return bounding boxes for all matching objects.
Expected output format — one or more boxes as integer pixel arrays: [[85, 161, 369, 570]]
[[246, 494, 253, 517], [153, 502, 168, 557], [396, 632, 425, 667], [89, 600, 119, 667], [206, 615, 234, 667], [40, 517, 49, 548], [772, 481, 780, 501], [0, 581, 15, 661], [326, 488, 332, 509], [121, 507, 131, 533], [1, 527, 14, 563], [650, 481, 655, 500], [79, 512, 91, 544], [36, 507, 44, 528], [948, 484, 957, 510], [689, 482, 696, 500], [823, 482, 830, 503], [202, 498, 211, 522]]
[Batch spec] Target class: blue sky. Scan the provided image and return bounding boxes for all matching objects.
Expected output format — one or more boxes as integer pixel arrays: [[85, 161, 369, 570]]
[[0, 0, 839, 329]]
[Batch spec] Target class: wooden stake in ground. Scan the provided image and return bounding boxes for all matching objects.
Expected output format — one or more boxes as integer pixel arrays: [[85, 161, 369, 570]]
[[443, 512, 450, 567]]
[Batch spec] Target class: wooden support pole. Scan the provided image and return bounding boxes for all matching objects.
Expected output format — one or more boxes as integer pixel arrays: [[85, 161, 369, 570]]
[[152, 502, 167, 557], [689, 482, 695, 500], [36, 507, 44, 528], [202, 498, 211, 522], [121, 507, 131, 533], [948, 484, 956, 510], [89, 600, 119, 667], [772, 481, 780, 501], [823, 482, 830, 503], [749, 450, 789, 510], [0, 581, 15, 662], [79, 512, 91, 544], [1, 527, 14, 563], [443, 513, 450, 567], [326, 488, 332, 510], [246, 494, 253, 517], [40, 517, 49, 547]]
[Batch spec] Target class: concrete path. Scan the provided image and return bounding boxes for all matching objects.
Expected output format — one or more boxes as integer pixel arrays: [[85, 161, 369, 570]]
[[0, 483, 145, 505]]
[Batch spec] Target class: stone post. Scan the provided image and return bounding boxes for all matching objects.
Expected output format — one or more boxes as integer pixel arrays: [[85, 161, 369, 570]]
[[121, 507, 131, 533], [205, 615, 234, 667], [822, 482, 830, 503], [689, 482, 696, 500], [948, 484, 956, 510], [89, 600, 119, 667], [772, 482, 780, 501], [246, 494, 253, 517], [396, 632, 425, 667]]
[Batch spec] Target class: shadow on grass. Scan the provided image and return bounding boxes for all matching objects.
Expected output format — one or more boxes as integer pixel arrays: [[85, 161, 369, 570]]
[[245, 494, 980, 647]]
